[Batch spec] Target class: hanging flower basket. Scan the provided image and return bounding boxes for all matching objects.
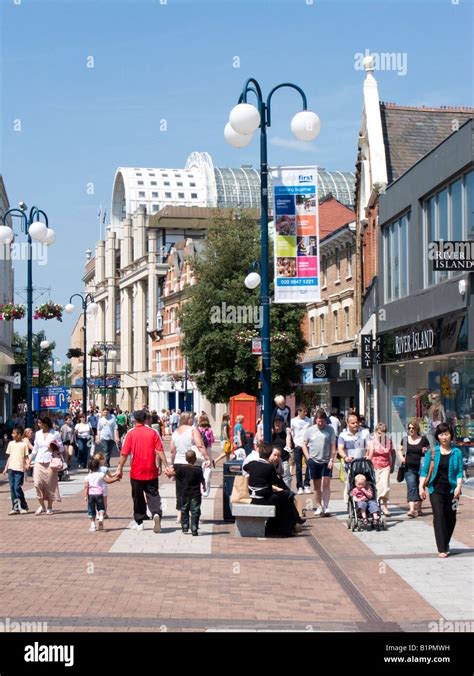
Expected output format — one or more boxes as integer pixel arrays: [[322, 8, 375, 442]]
[[34, 302, 64, 322], [88, 347, 103, 358], [235, 329, 290, 344], [67, 348, 83, 359], [0, 303, 26, 320]]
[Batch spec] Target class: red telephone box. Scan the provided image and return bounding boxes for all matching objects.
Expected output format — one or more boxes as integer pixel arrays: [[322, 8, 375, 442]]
[[230, 392, 257, 435]]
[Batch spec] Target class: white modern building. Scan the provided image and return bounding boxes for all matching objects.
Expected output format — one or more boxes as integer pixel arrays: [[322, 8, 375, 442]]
[[78, 152, 355, 413]]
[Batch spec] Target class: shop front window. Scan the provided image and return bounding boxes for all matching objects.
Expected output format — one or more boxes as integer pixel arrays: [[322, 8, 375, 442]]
[[386, 357, 474, 446]]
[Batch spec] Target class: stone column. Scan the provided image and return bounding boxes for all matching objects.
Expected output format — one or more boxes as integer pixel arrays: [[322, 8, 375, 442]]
[[120, 287, 132, 374], [134, 280, 146, 373]]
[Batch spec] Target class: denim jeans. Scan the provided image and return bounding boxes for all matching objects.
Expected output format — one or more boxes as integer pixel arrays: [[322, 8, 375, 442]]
[[76, 437, 90, 468], [8, 469, 28, 511], [181, 496, 202, 532], [293, 446, 310, 489], [405, 466, 420, 502]]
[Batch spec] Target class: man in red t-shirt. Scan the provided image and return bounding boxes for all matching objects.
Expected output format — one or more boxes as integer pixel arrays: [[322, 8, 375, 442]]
[[116, 409, 172, 532]]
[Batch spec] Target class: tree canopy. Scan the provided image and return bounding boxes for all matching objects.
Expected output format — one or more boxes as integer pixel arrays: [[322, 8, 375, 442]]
[[179, 210, 306, 403]]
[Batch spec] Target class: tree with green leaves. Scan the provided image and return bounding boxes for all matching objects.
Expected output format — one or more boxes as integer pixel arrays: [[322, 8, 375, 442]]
[[13, 330, 56, 387], [179, 210, 306, 404]]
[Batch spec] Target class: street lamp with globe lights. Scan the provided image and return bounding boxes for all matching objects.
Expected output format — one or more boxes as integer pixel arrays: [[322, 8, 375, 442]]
[[225, 78, 320, 442], [92, 343, 117, 408], [65, 294, 98, 415], [0, 203, 56, 427]]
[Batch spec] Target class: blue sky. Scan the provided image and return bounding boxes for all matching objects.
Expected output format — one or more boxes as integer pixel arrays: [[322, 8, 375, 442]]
[[1, 0, 472, 359]]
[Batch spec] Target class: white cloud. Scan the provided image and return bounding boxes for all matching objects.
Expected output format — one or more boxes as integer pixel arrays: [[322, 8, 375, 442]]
[[269, 137, 317, 153]]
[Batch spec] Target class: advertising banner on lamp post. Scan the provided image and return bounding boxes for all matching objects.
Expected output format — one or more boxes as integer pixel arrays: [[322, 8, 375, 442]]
[[271, 165, 320, 303]]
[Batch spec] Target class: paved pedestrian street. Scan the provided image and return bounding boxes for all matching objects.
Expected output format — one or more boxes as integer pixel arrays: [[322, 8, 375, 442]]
[[1, 449, 473, 634]]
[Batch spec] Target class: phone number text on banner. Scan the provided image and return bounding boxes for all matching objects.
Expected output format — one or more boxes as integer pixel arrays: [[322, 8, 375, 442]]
[[271, 166, 320, 303]]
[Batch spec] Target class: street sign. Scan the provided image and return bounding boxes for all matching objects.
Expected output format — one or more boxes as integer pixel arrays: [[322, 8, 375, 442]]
[[312, 363, 327, 379], [339, 357, 361, 374], [252, 338, 262, 355], [361, 334, 373, 368], [374, 336, 383, 364], [33, 386, 68, 411]]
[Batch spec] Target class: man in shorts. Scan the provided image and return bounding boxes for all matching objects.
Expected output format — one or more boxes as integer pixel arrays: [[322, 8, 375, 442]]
[[337, 412, 371, 504], [302, 409, 336, 517]]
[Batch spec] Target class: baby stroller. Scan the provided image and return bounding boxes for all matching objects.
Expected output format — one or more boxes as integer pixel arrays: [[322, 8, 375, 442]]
[[58, 459, 71, 482], [346, 458, 387, 532]]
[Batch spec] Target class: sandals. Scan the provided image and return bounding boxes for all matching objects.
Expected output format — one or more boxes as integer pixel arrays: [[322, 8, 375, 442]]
[[438, 552, 449, 558], [406, 511, 416, 518]]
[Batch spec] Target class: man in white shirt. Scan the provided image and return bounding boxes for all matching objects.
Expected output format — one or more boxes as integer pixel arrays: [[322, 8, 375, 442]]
[[96, 409, 119, 468], [290, 406, 312, 494], [337, 412, 371, 503], [302, 410, 337, 516]]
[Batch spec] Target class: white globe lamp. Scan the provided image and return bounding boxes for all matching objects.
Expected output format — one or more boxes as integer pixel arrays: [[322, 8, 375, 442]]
[[224, 122, 253, 148], [291, 110, 321, 142], [40, 340, 50, 350], [28, 220, 48, 242], [64, 303, 75, 314], [108, 349, 117, 360], [87, 302, 99, 316], [43, 228, 56, 245], [229, 103, 260, 135], [0, 225, 14, 244], [245, 271, 261, 290]]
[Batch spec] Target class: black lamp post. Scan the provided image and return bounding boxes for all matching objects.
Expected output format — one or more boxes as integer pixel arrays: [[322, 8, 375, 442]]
[[65, 294, 98, 416], [0, 204, 56, 427], [225, 78, 320, 442]]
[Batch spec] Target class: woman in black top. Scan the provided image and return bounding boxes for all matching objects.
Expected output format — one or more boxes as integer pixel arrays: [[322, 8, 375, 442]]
[[271, 416, 293, 487], [397, 420, 430, 518], [245, 444, 299, 537]]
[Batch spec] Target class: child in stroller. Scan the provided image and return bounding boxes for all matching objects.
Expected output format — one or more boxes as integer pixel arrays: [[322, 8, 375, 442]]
[[347, 458, 386, 531]]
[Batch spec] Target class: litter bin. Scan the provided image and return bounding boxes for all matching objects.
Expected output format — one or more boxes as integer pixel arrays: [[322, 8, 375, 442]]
[[243, 431, 255, 456], [223, 460, 243, 522]]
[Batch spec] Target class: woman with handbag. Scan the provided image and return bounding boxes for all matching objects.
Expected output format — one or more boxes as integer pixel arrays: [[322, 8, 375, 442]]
[[367, 422, 396, 516], [214, 414, 233, 467], [30, 417, 64, 515], [74, 414, 93, 469], [397, 421, 430, 518], [170, 412, 211, 525], [419, 423, 463, 558]]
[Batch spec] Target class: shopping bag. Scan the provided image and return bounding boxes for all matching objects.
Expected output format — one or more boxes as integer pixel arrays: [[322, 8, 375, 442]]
[[202, 466, 212, 498], [230, 475, 251, 504]]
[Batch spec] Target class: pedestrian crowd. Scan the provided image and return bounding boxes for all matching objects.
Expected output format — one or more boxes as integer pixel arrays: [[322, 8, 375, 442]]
[[1, 395, 466, 557]]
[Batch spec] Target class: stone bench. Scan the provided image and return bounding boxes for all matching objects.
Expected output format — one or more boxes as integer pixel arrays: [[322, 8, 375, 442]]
[[231, 503, 276, 537]]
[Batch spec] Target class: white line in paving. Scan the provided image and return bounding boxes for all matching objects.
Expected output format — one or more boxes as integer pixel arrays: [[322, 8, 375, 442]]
[[109, 484, 217, 555], [24, 474, 86, 499], [333, 499, 474, 619], [387, 558, 474, 620]]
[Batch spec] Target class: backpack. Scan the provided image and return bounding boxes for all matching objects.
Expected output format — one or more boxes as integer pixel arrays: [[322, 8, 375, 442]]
[[199, 427, 209, 448]]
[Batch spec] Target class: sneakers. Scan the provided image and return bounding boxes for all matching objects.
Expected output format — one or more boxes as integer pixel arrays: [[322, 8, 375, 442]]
[[19, 509, 29, 514], [304, 486, 312, 494], [153, 514, 161, 533], [132, 522, 144, 531], [192, 530, 198, 536], [406, 511, 416, 518], [97, 516, 104, 531], [89, 522, 97, 532], [35, 507, 45, 516], [297, 488, 304, 495], [46, 509, 53, 515], [314, 506, 324, 516], [8, 510, 19, 516], [182, 528, 189, 534]]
